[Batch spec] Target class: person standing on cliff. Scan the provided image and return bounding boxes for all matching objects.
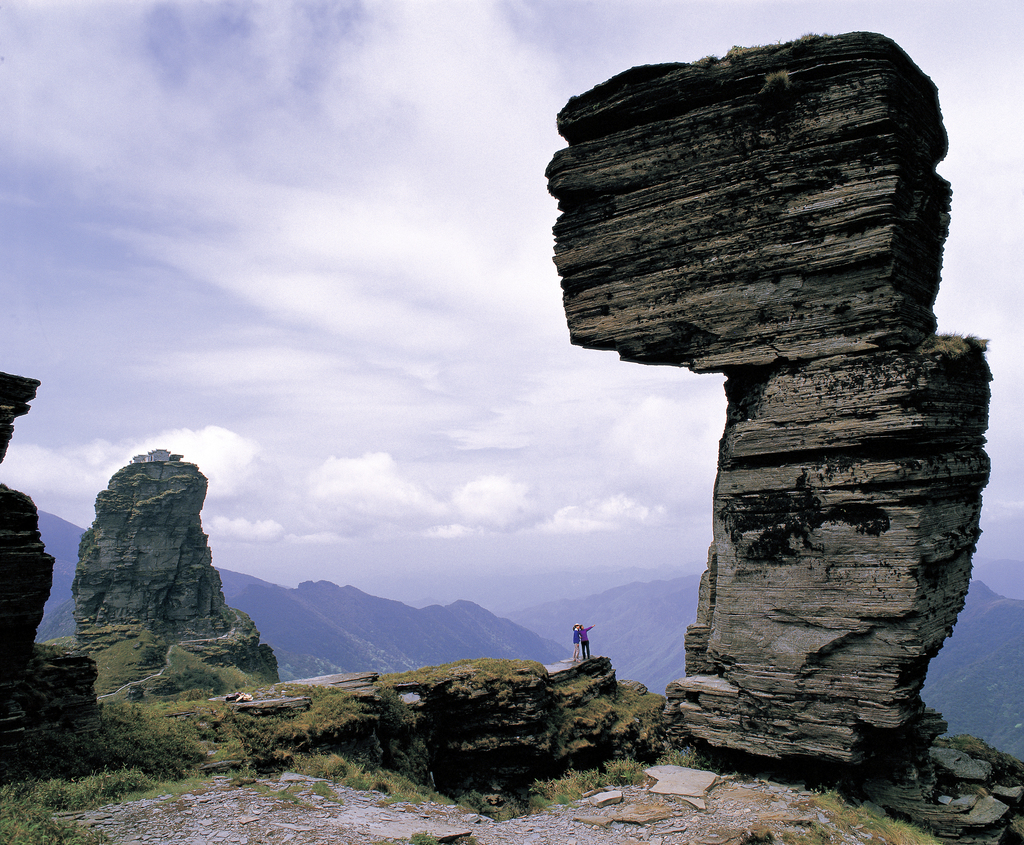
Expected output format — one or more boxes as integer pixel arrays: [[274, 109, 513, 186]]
[[579, 624, 594, 660], [572, 624, 582, 661]]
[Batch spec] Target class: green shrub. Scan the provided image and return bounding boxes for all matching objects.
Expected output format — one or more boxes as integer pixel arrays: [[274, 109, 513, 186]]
[[4, 702, 203, 784], [27, 769, 156, 812], [918, 333, 988, 359], [530, 767, 605, 806], [0, 786, 107, 845], [759, 69, 792, 95], [603, 757, 646, 784]]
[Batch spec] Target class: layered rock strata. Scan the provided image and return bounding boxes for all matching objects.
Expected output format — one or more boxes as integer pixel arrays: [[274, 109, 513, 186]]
[[386, 657, 663, 801], [546, 28, 991, 785], [547, 32, 948, 372], [73, 458, 278, 692], [0, 372, 59, 753]]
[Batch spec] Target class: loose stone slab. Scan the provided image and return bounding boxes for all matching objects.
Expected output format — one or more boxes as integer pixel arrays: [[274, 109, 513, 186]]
[[645, 766, 719, 809], [590, 790, 624, 807]]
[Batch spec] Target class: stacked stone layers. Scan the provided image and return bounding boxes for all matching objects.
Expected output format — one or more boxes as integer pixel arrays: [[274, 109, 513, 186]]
[[674, 345, 990, 763], [547, 33, 949, 371], [546, 32, 991, 766], [396, 658, 644, 798]]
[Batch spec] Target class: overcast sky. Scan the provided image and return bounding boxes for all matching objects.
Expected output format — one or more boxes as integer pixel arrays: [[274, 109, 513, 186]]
[[3, 0, 1021, 609]]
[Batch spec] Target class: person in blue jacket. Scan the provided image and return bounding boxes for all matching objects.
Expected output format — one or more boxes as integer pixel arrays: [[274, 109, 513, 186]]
[[572, 624, 582, 661]]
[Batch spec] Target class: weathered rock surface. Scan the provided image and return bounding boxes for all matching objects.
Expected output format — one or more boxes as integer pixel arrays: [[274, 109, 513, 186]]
[[386, 657, 661, 800], [546, 30, 993, 838], [672, 340, 990, 765], [547, 32, 948, 372], [0, 372, 72, 757], [0, 373, 101, 769], [73, 457, 278, 693]]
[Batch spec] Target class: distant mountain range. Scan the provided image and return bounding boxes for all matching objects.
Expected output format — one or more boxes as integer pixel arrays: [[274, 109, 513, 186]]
[[220, 576, 564, 679], [923, 580, 1024, 759], [36, 511, 83, 616], [506, 575, 702, 693], [31, 511, 1024, 757], [34, 513, 564, 679]]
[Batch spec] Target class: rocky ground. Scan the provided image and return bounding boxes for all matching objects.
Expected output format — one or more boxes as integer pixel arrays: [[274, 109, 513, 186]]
[[60, 766, 883, 845]]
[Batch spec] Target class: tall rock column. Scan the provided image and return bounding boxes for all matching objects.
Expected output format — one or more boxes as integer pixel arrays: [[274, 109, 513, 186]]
[[546, 31, 991, 770], [73, 456, 278, 693], [74, 459, 228, 638]]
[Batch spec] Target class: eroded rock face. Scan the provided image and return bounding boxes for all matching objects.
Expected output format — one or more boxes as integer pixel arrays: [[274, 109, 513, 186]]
[[389, 658, 663, 801], [73, 458, 278, 691], [546, 30, 991, 777], [74, 460, 226, 637], [673, 341, 990, 764], [547, 33, 948, 372], [0, 372, 58, 752]]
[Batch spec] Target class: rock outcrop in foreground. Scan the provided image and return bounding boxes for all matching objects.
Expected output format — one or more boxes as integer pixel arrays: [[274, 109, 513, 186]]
[[547, 31, 994, 837], [0, 373, 99, 761], [73, 456, 278, 694], [0, 373, 55, 749]]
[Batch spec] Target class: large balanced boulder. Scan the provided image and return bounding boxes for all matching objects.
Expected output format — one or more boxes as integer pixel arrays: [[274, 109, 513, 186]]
[[547, 32, 950, 372]]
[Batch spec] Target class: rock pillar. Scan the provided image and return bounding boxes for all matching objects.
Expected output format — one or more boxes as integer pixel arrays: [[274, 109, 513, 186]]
[[545, 32, 991, 767]]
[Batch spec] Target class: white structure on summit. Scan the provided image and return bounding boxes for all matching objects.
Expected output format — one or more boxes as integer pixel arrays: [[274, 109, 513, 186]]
[[131, 449, 183, 464]]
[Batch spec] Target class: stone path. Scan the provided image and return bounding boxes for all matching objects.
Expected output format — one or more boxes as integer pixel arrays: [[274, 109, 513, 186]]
[[60, 767, 888, 845]]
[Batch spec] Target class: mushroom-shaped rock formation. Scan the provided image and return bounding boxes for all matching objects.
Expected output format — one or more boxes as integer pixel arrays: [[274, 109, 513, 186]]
[[546, 31, 991, 781]]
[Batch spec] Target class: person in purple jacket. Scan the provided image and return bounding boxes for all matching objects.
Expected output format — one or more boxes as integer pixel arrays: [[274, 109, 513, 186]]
[[579, 624, 595, 659]]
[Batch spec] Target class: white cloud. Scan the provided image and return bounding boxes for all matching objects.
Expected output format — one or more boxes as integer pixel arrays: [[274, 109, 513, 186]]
[[208, 516, 285, 543], [309, 452, 447, 531], [452, 475, 531, 528], [0, 425, 260, 505], [144, 426, 261, 498], [0, 441, 123, 500], [284, 531, 347, 545], [425, 524, 478, 539], [537, 495, 664, 535]]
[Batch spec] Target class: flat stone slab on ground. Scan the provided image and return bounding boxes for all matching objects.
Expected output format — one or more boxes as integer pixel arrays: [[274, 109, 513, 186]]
[[590, 790, 624, 807], [645, 765, 720, 808]]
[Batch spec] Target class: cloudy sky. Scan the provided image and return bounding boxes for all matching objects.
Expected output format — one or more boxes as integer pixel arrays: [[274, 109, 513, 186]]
[[3, 0, 1021, 609]]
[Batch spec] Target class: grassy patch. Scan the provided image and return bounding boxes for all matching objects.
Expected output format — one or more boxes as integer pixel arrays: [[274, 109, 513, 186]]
[[380, 658, 547, 691], [292, 752, 449, 805], [793, 791, 941, 845], [79, 626, 168, 696], [918, 333, 988, 360], [760, 69, 792, 95], [0, 787, 108, 845], [529, 757, 648, 810]]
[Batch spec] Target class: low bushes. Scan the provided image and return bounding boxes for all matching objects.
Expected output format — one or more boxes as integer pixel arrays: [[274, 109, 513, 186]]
[[4, 701, 203, 784]]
